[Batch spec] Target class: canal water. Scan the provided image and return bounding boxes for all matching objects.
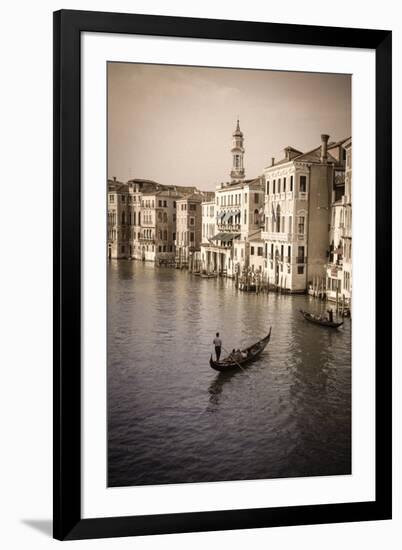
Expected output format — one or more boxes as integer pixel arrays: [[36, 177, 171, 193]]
[[108, 261, 351, 487]]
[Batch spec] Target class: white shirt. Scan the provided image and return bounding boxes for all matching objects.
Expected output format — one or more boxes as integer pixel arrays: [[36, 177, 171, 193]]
[[213, 337, 222, 347]]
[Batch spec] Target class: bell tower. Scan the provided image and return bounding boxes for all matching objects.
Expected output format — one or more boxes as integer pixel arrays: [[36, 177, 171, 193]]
[[230, 119, 245, 181]]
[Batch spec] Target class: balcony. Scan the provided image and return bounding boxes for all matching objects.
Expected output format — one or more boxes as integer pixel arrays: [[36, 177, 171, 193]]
[[265, 232, 293, 242], [217, 223, 241, 232]]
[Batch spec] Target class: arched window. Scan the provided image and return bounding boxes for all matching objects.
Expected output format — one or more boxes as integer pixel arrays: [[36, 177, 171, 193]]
[[254, 209, 259, 225], [164, 230, 167, 241], [276, 205, 281, 232], [163, 212, 168, 223]]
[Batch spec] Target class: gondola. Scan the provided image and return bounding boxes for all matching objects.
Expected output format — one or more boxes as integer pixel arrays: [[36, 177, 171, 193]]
[[209, 328, 272, 372], [299, 309, 343, 328]]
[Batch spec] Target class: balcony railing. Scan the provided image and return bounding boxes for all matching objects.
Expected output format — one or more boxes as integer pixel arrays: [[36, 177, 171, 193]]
[[217, 223, 241, 231]]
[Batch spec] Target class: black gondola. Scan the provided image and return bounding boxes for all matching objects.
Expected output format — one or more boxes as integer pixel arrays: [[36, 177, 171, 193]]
[[209, 328, 272, 372], [299, 309, 343, 328]]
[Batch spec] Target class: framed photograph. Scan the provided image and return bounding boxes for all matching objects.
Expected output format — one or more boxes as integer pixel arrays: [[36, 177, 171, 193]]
[[53, 9, 392, 540]]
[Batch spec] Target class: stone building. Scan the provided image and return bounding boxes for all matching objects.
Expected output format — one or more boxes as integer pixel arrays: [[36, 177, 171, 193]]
[[107, 178, 199, 261], [201, 120, 265, 276], [201, 198, 216, 245], [262, 135, 350, 293], [325, 138, 352, 305], [107, 177, 130, 259], [175, 194, 202, 267]]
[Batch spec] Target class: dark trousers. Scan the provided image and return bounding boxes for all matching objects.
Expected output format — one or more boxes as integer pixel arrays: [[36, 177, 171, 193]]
[[215, 346, 221, 361]]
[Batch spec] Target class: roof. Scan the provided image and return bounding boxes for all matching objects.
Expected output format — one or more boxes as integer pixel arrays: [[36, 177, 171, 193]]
[[176, 193, 203, 203], [265, 136, 351, 169], [217, 176, 264, 191]]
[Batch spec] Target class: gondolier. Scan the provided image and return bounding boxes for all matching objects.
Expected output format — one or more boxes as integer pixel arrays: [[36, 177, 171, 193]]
[[210, 328, 272, 372], [213, 332, 222, 361]]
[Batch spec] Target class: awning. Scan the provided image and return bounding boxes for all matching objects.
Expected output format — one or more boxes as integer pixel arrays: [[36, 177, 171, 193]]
[[217, 211, 225, 220], [211, 233, 240, 242]]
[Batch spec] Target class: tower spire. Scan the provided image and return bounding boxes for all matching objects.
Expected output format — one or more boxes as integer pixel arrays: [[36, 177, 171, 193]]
[[230, 119, 245, 181]]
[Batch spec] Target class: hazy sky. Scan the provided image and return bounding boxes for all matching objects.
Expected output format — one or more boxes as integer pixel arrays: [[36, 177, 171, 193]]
[[108, 63, 351, 191]]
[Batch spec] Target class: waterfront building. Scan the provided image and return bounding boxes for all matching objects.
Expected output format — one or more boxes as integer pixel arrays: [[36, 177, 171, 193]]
[[325, 138, 352, 306], [201, 198, 216, 245], [107, 178, 198, 261], [262, 134, 349, 293], [201, 120, 264, 276], [107, 177, 130, 259], [175, 194, 203, 267]]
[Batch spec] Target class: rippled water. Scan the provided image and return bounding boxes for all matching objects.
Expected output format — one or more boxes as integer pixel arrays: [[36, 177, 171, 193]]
[[108, 260, 351, 487]]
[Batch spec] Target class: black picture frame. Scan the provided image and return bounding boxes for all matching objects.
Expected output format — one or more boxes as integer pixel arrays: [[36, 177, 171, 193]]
[[53, 9, 392, 541]]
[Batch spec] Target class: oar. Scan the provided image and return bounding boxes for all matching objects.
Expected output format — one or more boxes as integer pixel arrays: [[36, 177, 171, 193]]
[[221, 346, 247, 373]]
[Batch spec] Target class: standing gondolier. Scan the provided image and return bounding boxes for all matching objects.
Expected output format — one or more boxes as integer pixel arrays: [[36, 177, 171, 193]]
[[213, 332, 222, 362]]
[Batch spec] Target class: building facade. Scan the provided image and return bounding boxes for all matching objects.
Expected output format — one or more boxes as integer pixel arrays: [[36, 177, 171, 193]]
[[107, 178, 130, 259], [262, 135, 349, 293], [175, 194, 203, 267], [325, 138, 352, 306]]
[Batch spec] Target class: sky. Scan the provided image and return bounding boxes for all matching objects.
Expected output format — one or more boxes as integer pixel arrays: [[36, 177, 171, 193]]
[[108, 63, 351, 191]]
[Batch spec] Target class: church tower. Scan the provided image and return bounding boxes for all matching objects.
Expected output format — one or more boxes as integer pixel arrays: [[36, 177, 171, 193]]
[[230, 119, 245, 181]]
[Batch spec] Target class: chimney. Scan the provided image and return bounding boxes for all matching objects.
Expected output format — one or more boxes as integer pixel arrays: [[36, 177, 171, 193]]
[[113, 176, 116, 182], [271, 157, 275, 166], [320, 134, 329, 163]]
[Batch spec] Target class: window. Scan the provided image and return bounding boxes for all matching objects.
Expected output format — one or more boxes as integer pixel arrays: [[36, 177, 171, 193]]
[[273, 180, 276, 194], [266, 181, 270, 195], [288, 215, 292, 234], [121, 211, 126, 225], [190, 232, 194, 242], [163, 230, 167, 241], [251, 246, 255, 255], [173, 201, 176, 208], [254, 193, 259, 204], [244, 194, 247, 203], [244, 210, 247, 224], [158, 200, 162, 207], [300, 175, 307, 192], [280, 245, 284, 261], [109, 194, 114, 203], [290, 175, 293, 192], [121, 195, 125, 202], [190, 217, 195, 225], [121, 245, 125, 253], [288, 245, 291, 262], [189, 204, 196, 211], [164, 200, 167, 207], [282, 216, 285, 232], [297, 265, 304, 274], [163, 212, 168, 223], [298, 216, 305, 234], [283, 177, 286, 192], [257, 247, 263, 257], [276, 205, 281, 232], [254, 209, 259, 224], [278, 179, 281, 193]]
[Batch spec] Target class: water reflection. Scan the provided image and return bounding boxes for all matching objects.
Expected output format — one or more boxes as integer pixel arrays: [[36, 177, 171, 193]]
[[108, 260, 351, 486]]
